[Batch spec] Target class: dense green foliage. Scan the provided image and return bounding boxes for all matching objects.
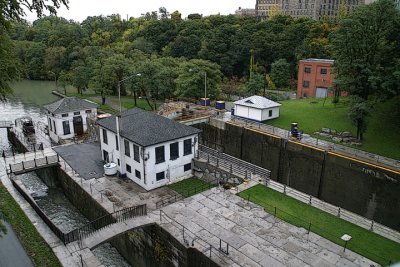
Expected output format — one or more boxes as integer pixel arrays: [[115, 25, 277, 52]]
[[0, 182, 62, 266], [6, 10, 336, 103], [330, 0, 400, 140], [239, 185, 400, 266], [0, 0, 68, 99]]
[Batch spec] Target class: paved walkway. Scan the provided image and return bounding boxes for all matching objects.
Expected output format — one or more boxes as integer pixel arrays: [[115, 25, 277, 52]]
[[160, 188, 378, 267]]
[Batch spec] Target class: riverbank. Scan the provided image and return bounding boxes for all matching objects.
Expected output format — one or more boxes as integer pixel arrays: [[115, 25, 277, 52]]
[[0, 182, 62, 267]]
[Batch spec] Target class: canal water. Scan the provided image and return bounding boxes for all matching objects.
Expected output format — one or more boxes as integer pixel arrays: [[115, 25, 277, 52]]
[[0, 80, 131, 267]]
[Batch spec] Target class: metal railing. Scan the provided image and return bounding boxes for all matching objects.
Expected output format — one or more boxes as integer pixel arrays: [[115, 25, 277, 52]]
[[159, 210, 232, 266], [229, 116, 400, 170], [156, 194, 184, 209], [198, 144, 271, 180], [64, 204, 147, 244], [9, 177, 147, 245], [196, 144, 400, 244], [240, 192, 394, 266]]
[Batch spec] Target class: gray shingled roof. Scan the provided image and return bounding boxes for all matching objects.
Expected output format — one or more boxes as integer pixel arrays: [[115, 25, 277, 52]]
[[44, 97, 97, 114], [97, 108, 201, 147], [234, 95, 281, 109]]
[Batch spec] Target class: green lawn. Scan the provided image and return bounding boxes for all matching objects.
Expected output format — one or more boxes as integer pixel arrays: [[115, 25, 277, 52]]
[[65, 87, 162, 114], [268, 97, 400, 160], [168, 178, 215, 197], [0, 183, 62, 267], [238, 185, 400, 266]]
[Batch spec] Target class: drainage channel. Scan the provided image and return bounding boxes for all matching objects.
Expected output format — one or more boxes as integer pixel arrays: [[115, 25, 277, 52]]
[[17, 171, 131, 267]]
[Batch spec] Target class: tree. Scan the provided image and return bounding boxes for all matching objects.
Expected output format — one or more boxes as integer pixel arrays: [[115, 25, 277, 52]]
[[348, 96, 371, 141], [330, 0, 400, 139], [0, 0, 67, 234], [246, 73, 264, 95], [271, 58, 290, 89], [175, 59, 222, 99]]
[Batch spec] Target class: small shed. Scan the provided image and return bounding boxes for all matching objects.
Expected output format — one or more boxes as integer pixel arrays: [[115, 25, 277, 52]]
[[44, 97, 98, 143], [233, 95, 281, 122]]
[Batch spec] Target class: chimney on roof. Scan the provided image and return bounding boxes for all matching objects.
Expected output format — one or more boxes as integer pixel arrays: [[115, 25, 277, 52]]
[[116, 115, 122, 134]]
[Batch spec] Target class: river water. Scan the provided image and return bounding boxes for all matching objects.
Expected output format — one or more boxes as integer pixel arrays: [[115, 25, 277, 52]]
[[0, 81, 131, 267]]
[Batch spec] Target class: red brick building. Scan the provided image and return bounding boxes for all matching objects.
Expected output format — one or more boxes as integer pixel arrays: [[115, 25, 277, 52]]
[[297, 59, 335, 98]]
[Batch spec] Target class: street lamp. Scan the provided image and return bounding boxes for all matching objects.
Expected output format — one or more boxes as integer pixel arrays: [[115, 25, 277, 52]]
[[189, 68, 207, 106], [48, 71, 57, 89], [118, 73, 141, 113]]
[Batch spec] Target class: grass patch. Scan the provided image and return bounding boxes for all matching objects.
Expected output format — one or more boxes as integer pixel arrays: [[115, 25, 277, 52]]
[[0, 182, 62, 267], [66, 90, 162, 114], [168, 178, 215, 197], [268, 97, 400, 160], [238, 184, 400, 266]]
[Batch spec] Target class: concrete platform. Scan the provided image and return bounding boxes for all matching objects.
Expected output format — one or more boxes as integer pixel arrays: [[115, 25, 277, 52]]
[[54, 142, 104, 180]]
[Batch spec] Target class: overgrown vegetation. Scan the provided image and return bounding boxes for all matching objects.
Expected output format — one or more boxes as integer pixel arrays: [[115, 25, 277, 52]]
[[168, 177, 214, 197], [0, 182, 62, 267], [238, 185, 400, 266], [268, 97, 400, 160]]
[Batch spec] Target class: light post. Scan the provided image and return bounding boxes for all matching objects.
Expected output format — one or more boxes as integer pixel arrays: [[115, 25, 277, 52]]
[[118, 73, 141, 113], [190, 69, 208, 106], [49, 71, 57, 89]]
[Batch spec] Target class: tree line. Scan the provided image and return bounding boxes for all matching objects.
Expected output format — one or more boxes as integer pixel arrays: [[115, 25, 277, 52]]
[[1, 0, 400, 140], [6, 8, 335, 103]]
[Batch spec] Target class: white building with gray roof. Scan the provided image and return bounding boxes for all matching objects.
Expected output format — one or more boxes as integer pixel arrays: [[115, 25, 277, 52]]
[[97, 108, 201, 191], [43, 97, 98, 143], [233, 95, 281, 122]]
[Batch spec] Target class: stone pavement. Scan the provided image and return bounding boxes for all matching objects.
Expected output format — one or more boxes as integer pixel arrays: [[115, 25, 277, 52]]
[[160, 187, 379, 267]]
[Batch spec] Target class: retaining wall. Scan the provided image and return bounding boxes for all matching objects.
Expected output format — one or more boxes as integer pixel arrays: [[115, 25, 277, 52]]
[[197, 122, 400, 231]]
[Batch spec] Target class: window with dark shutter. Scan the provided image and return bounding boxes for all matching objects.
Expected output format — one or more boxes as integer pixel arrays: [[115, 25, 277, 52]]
[[102, 129, 108, 144], [183, 139, 192, 156], [155, 146, 165, 164], [170, 142, 179, 160], [156, 171, 165, 181], [124, 140, 130, 157], [133, 144, 140, 163]]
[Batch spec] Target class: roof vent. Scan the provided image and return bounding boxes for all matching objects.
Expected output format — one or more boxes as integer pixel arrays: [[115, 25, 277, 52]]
[[245, 100, 254, 104]]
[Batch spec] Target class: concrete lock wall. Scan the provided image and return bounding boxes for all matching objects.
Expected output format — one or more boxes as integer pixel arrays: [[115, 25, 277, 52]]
[[197, 122, 400, 231], [34, 166, 218, 266]]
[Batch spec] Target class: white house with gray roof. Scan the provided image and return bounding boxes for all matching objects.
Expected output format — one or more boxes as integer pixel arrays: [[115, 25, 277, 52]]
[[97, 108, 201, 191], [44, 97, 97, 143], [233, 95, 281, 122]]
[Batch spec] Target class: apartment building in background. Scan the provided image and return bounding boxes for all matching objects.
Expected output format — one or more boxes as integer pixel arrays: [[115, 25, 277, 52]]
[[256, 0, 367, 21], [235, 7, 256, 16], [255, 0, 282, 20]]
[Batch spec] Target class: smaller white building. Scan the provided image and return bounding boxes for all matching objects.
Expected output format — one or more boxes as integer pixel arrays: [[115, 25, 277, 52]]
[[97, 108, 201, 191], [233, 95, 281, 122], [44, 97, 98, 143]]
